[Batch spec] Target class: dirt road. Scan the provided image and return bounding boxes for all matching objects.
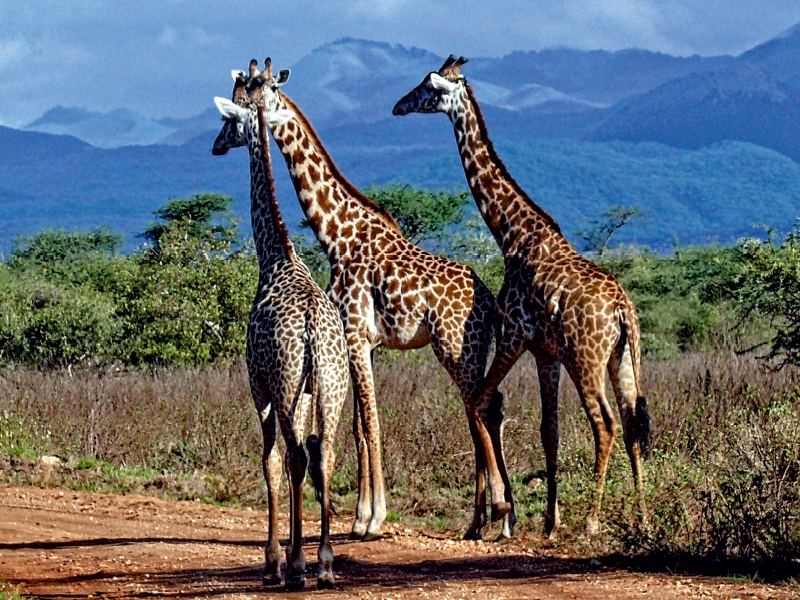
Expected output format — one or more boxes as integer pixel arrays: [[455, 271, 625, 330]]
[[0, 485, 794, 599]]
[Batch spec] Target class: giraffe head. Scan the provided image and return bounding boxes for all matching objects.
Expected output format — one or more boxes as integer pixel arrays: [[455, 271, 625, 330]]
[[392, 55, 468, 117], [211, 58, 294, 155]]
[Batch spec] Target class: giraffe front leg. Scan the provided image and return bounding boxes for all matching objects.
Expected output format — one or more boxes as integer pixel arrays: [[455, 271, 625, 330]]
[[463, 415, 488, 540], [315, 433, 338, 589], [349, 388, 372, 539], [477, 330, 527, 526], [351, 342, 386, 541], [532, 349, 561, 540]]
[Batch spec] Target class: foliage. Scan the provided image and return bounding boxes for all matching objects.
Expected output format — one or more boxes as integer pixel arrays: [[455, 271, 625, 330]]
[[0, 195, 256, 367], [734, 223, 800, 367], [10, 228, 122, 264], [596, 244, 744, 358], [0, 582, 23, 600], [119, 195, 256, 365], [576, 205, 644, 255], [141, 193, 239, 252], [1, 351, 798, 575], [363, 184, 470, 248]]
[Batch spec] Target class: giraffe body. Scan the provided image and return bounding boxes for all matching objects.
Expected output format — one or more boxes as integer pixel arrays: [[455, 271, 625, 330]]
[[256, 64, 514, 541], [394, 56, 651, 536], [212, 62, 349, 589]]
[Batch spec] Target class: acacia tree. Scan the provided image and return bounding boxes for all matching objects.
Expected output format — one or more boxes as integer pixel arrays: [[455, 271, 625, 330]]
[[117, 193, 255, 365], [576, 205, 643, 256], [735, 225, 800, 367], [141, 193, 240, 261]]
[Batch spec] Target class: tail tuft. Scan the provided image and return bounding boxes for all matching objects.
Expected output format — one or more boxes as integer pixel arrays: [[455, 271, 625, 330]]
[[635, 396, 651, 459], [306, 434, 337, 514], [306, 434, 323, 502]]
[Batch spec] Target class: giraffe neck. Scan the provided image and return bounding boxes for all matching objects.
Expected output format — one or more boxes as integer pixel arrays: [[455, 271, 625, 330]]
[[248, 106, 295, 272], [266, 92, 401, 262], [448, 85, 564, 256]]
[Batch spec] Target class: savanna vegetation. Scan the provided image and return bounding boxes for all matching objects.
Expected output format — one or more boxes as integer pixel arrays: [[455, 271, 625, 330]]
[[0, 189, 798, 580]]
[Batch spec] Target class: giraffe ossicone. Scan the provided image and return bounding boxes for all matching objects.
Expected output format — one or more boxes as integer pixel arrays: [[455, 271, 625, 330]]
[[212, 59, 349, 590], [394, 55, 650, 538]]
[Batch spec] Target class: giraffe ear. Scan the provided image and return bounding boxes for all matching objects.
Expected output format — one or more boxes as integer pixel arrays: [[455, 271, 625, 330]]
[[265, 109, 295, 126], [275, 69, 291, 86], [214, 97, 248, 120], [231, 70, 246, 82], [430, 72, 458, 93]]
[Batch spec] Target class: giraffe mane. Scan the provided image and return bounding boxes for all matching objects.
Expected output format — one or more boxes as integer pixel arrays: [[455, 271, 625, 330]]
[[278, 93, 402, 235], [256, 105, 295, 255], [464, 84, 562, 235]]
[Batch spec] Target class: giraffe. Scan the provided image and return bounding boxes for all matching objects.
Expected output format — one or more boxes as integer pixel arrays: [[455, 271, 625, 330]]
[[211, 60, 349, 589], [393, 55, 651, 537], [255, 58, 516, 541]]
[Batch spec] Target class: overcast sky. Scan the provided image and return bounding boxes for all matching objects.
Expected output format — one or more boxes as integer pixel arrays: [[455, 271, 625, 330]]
[[1, 0, 798, 127]]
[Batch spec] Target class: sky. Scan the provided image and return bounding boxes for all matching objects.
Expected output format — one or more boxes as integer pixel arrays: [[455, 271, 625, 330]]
[[1, 0, 799, 127]]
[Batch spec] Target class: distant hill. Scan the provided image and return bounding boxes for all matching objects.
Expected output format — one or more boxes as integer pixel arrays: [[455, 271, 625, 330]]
[[24, 107, 221, 149], [2, 121, 799, 254], [591, 63, 800, 162], [466, 48, 736, 105], [740, 22, 800, 88]]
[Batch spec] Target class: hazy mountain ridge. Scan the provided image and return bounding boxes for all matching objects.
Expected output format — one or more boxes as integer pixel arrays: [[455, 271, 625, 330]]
[[592, 62, 800, 162], [24, 107, 222, 149]]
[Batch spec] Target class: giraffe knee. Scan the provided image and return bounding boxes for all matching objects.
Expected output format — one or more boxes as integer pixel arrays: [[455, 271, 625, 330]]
[[286, 445, 308, 477], [481, 390, 505, 429]]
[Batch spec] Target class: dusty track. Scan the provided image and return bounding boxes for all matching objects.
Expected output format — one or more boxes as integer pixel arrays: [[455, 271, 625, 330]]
[[0, 485, 794, 599]]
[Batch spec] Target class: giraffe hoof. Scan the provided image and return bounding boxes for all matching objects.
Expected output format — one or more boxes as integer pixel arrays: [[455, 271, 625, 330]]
[[362, 530, 384, 542], [348, 530, 365, 541], [463, 529, 483, 541], [262, 573, 282, 586], [317, 573, 335, 590], [284, 572, 305, 591], [490, 501, 512, 522]]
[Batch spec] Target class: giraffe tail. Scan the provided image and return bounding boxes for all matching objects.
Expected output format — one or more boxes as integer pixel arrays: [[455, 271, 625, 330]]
[[621, 301, 651, 459]]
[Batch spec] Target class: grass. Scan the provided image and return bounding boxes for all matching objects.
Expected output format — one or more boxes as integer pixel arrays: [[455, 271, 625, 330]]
[[0, 349, 798, 580], [0, 583, 23, 600]]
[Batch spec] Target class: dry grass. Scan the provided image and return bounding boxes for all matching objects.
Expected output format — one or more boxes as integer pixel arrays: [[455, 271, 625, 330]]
[[1, 350, 798, 575]]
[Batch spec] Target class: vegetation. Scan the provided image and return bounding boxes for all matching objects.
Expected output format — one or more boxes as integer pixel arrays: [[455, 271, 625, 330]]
[[0, 194, 256, 367], [1, 187, 800, 579], [0, 583, 23, 600]]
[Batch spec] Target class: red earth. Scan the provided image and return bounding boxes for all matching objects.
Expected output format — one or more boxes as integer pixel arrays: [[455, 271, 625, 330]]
[[0, 485, 795, 599]]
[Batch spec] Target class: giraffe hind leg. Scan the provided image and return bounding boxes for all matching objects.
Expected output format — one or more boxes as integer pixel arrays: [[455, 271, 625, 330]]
[[533, 350, 561, 540], [252, 378, 282, 586], [571, 366, 618, 535], [608, 341, 649, 523], [313, 381, 345, 589]]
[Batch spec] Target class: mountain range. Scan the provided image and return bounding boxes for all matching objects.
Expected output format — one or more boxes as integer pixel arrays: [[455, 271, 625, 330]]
[[3, 23, 800, 252]]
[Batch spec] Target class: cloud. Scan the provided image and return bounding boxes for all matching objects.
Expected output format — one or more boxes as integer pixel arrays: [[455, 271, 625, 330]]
[[0, 39, 27, 71], [159, 26, 178, 45], [0, 0, 799, 126], [350, 0, 408, 18]]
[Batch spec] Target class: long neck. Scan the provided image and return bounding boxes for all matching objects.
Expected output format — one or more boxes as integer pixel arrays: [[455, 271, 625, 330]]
[[448, 85, 563, 256], [267, 92, 401, 261], [249, 107, 295, 271]]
